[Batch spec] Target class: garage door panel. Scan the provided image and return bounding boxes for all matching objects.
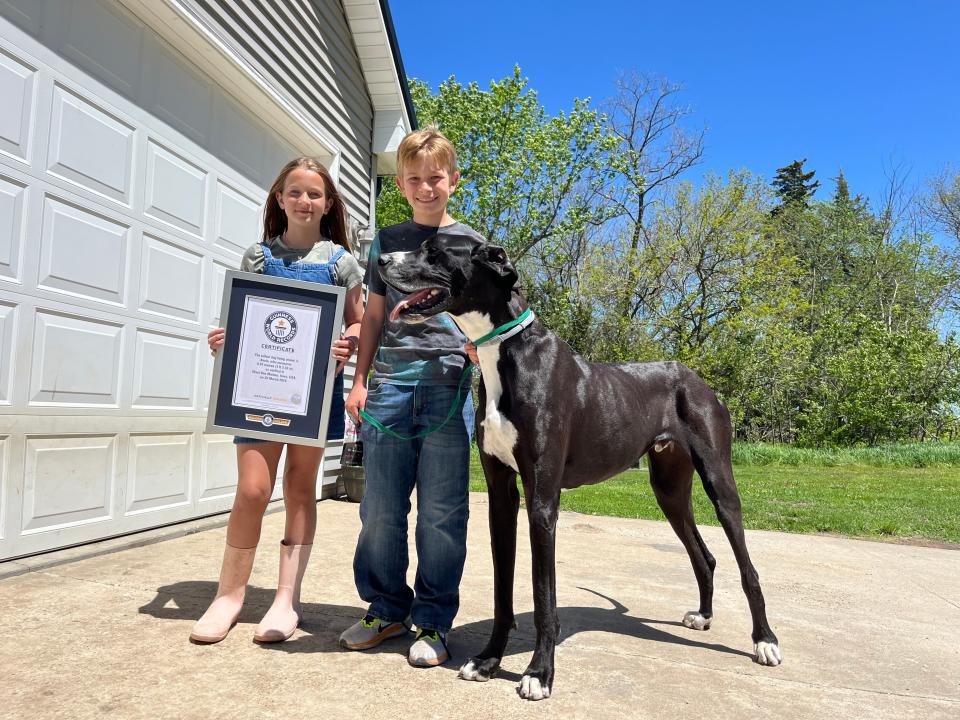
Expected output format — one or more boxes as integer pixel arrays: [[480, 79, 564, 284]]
[[0, 46, 36, 163], [0, 434, 7, 538], [214, 180, 261, 258], [47, 82, 135, 204], [132, 328, 197, 409], [126, 432, 192, 514], [0, 0, 42, 36], [60, 0, 142, 97], [30, 309, 122, 406], [265, 137, 303, 187], [0, 173, 26, 282], [138, 232, 203, 322], [38, 194, 130, 305], [0, 300, 15, 404], [199, 435, 238, 501], [22, 433, 116, 533], [212, 93, 265, 183], [140, 32, 212, 147], [207, 258, 232, 328], [144, 139, 206, 237]]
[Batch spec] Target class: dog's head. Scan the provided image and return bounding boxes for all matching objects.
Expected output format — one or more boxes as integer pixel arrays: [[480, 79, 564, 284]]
[[378, 234, 518, 322]]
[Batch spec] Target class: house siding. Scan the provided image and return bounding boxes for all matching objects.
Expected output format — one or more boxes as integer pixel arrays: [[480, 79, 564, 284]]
[[185, 0, 375, 225]]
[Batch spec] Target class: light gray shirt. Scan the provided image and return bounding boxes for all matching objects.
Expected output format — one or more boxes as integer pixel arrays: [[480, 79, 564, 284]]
[[241, 235, 363, 290]]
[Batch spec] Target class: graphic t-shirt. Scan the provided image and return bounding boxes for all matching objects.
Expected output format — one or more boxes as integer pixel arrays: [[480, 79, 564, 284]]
[[366, 220, 481, 384]]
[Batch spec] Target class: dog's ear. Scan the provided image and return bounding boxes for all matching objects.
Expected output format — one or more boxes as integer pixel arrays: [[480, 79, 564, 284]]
[[474, 244, 518, 287]]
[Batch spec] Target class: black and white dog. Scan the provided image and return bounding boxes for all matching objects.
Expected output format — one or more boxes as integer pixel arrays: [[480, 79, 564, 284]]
[[378, 235, 781, 701]]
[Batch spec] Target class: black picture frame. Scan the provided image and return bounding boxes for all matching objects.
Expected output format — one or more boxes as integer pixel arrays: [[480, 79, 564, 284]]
[[206, 270, 345, 446]]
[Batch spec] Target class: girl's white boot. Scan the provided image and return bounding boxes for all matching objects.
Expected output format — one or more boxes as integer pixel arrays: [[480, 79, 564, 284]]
[[190, 544, 257, 643], [253, 541, 313, 642]]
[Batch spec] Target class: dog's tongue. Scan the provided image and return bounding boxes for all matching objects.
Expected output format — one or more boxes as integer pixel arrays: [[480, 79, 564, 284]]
[[390, 288, 433, 322]]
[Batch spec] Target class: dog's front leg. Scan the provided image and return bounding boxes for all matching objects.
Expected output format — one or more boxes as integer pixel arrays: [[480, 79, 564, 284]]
[[459, 456, 520, 683], [518, 481, 561, 701]]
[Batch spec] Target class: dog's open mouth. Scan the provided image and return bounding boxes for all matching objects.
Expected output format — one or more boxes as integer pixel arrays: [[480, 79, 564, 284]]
[[389, 287, 450, 321]]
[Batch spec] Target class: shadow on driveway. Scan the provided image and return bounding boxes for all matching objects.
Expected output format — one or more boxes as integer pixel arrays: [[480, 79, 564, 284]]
[[139, 581, 750, 677]]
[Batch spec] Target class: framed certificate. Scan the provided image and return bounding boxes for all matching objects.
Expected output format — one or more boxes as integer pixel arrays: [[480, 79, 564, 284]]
[[206, 270, 345, 445]]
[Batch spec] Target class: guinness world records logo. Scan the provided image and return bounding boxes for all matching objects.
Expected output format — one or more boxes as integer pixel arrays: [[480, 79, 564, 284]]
[[264, 311, 298, 343]]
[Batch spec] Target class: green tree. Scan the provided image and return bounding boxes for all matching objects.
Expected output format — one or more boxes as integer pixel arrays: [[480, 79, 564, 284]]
[[758, 169, 960, 444], [924, 166, 960, 243], [377, 68, 614, 267], [600, 72, 705, 330], [772, 159, 820, 212], [833, 169, 851, 206], [638, 172, 768, 361], [797, 319, 960, 444]]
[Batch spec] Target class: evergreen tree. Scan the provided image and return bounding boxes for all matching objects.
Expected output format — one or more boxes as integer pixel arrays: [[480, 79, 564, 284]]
[[772, 159, 820, 212], [833, 169, 851, 207], [832, 169, 868, 213]]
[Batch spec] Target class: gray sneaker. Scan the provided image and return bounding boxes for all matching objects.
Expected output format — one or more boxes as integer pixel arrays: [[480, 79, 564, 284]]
[[407, 628, 450, 667], [339, 614, 410, 650]]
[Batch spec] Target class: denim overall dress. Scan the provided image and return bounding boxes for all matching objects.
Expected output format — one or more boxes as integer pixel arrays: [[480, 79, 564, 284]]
[[234, 241, 347, 444]]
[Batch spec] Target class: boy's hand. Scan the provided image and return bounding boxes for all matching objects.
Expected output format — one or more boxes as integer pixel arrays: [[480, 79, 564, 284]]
[[332, 335, 359, 374], [465, 341, 480, 365], [207, 327, 225, 356], [345, 383, 367, 424]]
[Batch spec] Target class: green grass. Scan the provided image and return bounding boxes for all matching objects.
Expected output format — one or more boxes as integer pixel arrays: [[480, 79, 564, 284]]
[[730, 441, 960, 468], [468, 445, 960, 545]]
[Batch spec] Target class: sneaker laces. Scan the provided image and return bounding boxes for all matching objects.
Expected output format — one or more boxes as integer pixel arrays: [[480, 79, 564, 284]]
[[360, 614, 378, 629], [415, 628, 446, 648]]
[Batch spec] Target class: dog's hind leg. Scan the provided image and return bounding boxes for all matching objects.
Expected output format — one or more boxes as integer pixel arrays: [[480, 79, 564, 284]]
[[459, 454, 520, 683], [687, 426, 781, 666], [647, 445, 716, 631]]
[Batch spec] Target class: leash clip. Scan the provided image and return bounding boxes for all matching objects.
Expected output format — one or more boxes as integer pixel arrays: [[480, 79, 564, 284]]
[[472, 308, 535, 347]]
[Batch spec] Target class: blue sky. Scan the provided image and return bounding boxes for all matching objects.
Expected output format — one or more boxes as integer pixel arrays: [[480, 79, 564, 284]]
[[390, 0, 959, 207]]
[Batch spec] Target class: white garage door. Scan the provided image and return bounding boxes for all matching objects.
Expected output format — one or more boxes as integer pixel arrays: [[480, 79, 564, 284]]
[[0, 2, 343, 560]]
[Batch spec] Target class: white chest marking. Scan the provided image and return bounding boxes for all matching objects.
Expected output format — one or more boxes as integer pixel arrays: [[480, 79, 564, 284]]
[[453, 311, 520, 473]]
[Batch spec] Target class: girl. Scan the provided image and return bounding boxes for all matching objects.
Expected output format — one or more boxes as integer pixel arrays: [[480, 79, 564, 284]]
[[191, 158, 364, 644]]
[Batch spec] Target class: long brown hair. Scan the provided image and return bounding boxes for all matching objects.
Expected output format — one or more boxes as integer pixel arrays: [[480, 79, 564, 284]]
[[262, 157, 350, 250]]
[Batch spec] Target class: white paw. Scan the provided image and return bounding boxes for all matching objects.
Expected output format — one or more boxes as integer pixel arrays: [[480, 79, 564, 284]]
[[519, 675, 551, 701], [682, 611, 712, 630], [459, 660, 483, 681], [755, 641, 782, 666]]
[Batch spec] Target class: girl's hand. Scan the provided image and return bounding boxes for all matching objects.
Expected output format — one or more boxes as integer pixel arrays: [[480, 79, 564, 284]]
[[345, 382, 367, 424], [332, 335, 359, 374], [207, 327, 225, 356]]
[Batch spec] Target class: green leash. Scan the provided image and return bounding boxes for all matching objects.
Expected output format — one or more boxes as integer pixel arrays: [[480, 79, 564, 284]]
[[357, 308, 535, 441], [358, 364, 475, 440], [471, 308, 533, 347]]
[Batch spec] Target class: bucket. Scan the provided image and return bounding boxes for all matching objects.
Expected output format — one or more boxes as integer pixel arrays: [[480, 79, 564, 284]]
[[341, 464, 365, 503]]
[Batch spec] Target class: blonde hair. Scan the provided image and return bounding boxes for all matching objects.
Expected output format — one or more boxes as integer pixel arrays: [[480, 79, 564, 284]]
[[263, 157, 350, 250], [396, 126, 458, 178]]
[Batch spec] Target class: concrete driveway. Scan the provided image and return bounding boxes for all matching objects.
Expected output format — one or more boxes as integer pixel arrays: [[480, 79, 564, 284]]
[[1, 492, 957, 719]]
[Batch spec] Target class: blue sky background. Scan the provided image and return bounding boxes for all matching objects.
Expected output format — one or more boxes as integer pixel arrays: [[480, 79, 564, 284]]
[[390, 0, 959, 207]]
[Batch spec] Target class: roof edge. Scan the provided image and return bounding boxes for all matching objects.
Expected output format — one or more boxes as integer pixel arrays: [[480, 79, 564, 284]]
[[378, 0, 418, 130]]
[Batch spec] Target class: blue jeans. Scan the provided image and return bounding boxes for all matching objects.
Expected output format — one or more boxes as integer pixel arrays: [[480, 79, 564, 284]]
[[354, 382, 472, 633]]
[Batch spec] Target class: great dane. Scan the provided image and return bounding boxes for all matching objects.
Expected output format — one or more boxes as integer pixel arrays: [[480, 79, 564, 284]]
[[377, 234, 781, 700]]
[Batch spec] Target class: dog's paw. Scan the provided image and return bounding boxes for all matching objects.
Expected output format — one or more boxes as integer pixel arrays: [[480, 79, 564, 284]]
[[459, 656, 500, 682], [682, 611, 712, 631], [755, 641, 782, 666], [518, 674, 551, 701]]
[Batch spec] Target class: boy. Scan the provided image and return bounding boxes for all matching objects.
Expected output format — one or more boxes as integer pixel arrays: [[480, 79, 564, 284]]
[[341, 127, 480, 667]]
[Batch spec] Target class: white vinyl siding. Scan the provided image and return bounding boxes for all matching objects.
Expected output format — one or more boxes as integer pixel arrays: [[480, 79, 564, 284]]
[[184, 0, 375, 226]]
